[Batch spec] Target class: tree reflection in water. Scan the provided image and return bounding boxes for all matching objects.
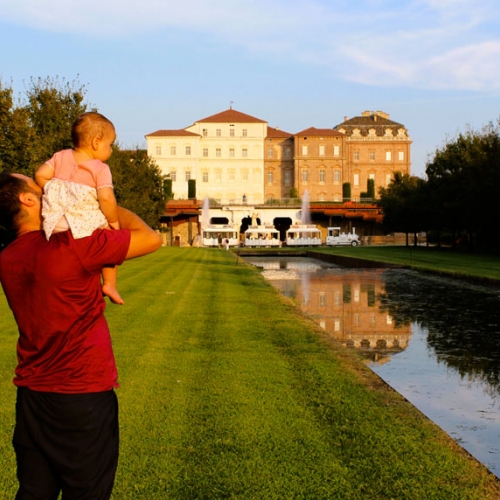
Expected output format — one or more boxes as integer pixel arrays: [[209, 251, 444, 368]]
[[379, 269, 500, 392]]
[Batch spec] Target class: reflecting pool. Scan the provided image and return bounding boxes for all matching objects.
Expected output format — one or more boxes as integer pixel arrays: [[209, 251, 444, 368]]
[[245, 256, 500, 478]]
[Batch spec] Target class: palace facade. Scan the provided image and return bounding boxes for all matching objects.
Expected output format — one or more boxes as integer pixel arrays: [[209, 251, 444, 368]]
[[145, 108, 411, 205]]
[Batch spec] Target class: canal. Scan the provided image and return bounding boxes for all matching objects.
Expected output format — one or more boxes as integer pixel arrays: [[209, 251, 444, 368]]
[[244, 255, 500, 478]]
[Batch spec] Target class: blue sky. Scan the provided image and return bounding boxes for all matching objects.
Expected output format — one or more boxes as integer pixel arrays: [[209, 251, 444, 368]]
[[1, 0, 500, 177]]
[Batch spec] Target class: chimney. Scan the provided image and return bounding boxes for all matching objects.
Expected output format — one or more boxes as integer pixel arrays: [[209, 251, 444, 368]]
[[344, 116, 348, 122]]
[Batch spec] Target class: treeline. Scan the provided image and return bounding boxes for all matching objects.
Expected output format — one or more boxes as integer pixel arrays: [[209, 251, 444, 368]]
[[0, 77, 165, 229], [378, 119, 500, 250]]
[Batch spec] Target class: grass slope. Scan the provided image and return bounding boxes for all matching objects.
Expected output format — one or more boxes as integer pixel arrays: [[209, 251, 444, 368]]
[[0, 247, 499, 499], [312, 245, 500, 281]]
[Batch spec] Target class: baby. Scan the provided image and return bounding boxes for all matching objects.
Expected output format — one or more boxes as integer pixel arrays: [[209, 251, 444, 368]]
[[35, 111, 123, 304]]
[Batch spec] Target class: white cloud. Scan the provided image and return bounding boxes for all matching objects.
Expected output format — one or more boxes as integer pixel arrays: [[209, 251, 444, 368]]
[[1, 0, 500, 91]]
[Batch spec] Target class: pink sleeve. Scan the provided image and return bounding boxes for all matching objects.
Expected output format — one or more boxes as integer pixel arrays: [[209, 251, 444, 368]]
[[94, 162, 114, 189]]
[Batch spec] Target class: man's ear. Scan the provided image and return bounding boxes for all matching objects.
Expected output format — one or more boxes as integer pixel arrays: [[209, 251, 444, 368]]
[[18, 192, 38, 207]]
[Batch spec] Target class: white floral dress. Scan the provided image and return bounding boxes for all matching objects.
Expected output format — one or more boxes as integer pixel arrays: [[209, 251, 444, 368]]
[[41, 150, 112, 240]]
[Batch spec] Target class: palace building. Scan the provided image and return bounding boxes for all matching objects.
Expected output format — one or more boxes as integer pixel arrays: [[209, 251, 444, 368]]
[[145, 108, 412, 205]]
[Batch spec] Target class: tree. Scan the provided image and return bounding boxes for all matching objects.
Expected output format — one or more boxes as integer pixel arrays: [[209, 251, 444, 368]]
[[342, 182, 351, 201], [0, 81, 35, 175], [426, 121, 500, 249], [107, 148, 166, 229], [188, 179, 196, 199], [378, 173, 427, 246], [0, 76, 89, 176], [164, 177, 173, 200]]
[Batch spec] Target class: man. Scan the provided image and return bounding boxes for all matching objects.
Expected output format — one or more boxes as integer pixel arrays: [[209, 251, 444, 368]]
[[0, 173, 161, 499]]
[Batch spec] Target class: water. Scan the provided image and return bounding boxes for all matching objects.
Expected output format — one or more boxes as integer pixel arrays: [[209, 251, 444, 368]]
[[245, 256, 500, 477]]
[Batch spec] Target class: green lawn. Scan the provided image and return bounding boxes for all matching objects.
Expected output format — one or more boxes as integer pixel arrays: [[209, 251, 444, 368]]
[[1, 247, 499, 499], [312, 245, 500, 282]]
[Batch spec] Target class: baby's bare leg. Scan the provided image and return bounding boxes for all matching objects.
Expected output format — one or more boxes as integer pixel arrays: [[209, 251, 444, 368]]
[[102, 266, 124, 305]]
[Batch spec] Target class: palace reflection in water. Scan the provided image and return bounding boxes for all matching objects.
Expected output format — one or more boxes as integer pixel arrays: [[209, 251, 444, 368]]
[[245, 256, 500, 478], [249, 257, 412, 363]]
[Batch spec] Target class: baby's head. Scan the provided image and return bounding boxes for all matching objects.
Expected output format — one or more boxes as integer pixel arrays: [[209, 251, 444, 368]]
[[71, 112, 115, 148]]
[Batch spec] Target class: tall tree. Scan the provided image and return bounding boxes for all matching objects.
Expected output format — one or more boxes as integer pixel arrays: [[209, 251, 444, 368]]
[[108, 148, 166, 229], [0, 77, 89, 176], [378, 173, 427, 245], [426, 121, 500, 248], [25, 76, 88, 170]]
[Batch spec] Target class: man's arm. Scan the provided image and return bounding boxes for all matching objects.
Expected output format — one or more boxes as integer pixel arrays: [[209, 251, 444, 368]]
[[117, 207, 162, 259]]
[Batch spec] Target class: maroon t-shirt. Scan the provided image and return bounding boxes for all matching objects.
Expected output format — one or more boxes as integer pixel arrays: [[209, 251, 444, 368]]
[[0, 229, 130, 393]]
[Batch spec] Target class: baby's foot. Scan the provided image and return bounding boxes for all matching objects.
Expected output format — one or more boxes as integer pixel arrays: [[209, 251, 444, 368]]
[[102, 284, 124, 305]]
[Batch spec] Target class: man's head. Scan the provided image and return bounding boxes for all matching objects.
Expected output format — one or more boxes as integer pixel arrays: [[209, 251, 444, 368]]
[[0, 173, 42, 232]]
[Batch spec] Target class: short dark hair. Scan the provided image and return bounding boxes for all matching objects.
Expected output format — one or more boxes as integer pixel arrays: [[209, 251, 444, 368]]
[[0, 172, 31, 231], [71, 112, 115, 147]]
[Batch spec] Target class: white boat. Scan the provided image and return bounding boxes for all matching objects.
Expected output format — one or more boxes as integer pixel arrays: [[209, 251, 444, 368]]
[[202, 224, 239, 247], [326, 227, 360, 246], [285, 224, 322, 246], [244, 225, 281, 248]]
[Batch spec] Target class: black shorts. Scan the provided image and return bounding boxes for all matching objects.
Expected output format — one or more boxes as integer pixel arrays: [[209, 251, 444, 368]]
[[13, 387, 119, 500]]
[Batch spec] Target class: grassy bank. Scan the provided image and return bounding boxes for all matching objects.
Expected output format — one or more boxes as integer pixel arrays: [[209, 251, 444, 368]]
[[311, 245, 500, 282], [0, 247, 499, 498]]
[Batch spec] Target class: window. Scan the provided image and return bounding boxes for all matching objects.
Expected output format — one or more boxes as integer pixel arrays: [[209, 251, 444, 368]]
[[386, 151, 392, 161], [202, 129, 208, 137], [302, 145, 308, 156], [369, 151, 375, 161], [185, 171, 191, 181], [319, 169, 325, 183], [229, 169, 235, 181], [230, 128, 234, 137], [216, 148, 221, 157], [242, 170, 248, 181], [229, 148, 235, 158], [170, 146, 176, 155], [202, 172, 208, 182], [398, 151, 405, 161], [354, 151, 359, 161], [155, 146, 161, 155], [302, 169, 308, 182], [267, 171, 274, 184], [284, 147, 292, 159], [202, 148, 208, 157], [354, 173, 360, 186], [334, 170, 340, 184], [319, 145, 325, 156], [369, 173, 375, 181], [170, 171, 176, 181], [242, 148, 248, 158], [185, 146, 191, 156], [333, 145, 340, 156], [215, 170, 222, 182], [267, 148, 274, 158], [284, 171, 291, 186], [242, 129, 247, 137], [386, 173, 392, 185], [216, 129, 221, 137]]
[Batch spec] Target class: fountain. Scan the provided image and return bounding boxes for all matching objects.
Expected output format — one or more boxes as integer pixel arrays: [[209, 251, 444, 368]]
[[201, 196, 210, 229], [285, 189, 321, 246], [300, 189, 311, 225], [200, 196, 239, 248]]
